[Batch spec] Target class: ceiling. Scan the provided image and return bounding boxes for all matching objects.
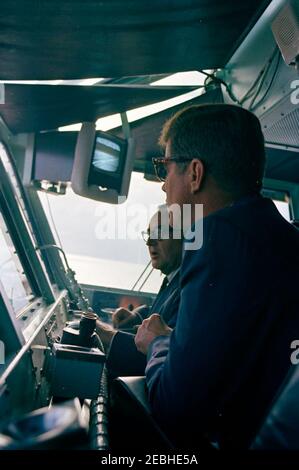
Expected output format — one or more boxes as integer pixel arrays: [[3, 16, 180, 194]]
[[0, 0, 272, 134], [0, 1, 270, 80], [0, 84, 197, 133], [3, 0, 298, 187]]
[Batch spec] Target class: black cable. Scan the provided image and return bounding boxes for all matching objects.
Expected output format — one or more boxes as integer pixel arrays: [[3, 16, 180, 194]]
[[199, 50, 279, 109], [240, 48, 278, 106], [250, 51, 281, 111], [199, 48, 280, 109], [239, 69, 267, 105], [248, 49, 280, 110], [199, 70, 241, 104]]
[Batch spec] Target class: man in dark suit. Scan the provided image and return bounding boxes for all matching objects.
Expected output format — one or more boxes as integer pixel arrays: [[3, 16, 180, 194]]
[[96, 206, 182, 376], [135, 104, 299, 449]]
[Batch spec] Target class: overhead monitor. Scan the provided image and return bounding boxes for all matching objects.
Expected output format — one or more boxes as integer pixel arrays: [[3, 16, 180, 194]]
[[88, 132, 128, 192], [71, 122, 135, 204], [33, 131, 77, 183]]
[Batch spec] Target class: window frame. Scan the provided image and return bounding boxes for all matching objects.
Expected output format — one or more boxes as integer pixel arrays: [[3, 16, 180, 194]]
[[0, 150, 55, 308]]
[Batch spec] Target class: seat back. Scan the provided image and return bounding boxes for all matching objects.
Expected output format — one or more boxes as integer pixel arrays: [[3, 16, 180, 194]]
[[109, 376, 174, 450], [252, 364, 299, 449]]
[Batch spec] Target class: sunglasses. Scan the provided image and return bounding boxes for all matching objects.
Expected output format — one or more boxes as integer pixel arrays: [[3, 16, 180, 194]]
[[141, 226, 182, 243], [152, 157, 193, 182]]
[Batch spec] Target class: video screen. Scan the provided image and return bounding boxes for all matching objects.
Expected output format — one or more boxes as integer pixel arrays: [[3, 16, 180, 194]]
[[91, 136, 121, 173], [88, 131, 127, 191]]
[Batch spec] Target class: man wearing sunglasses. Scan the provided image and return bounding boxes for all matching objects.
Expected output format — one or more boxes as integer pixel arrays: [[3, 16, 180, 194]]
[[135, 104, 299, 449], [96, 205, 182, 377]]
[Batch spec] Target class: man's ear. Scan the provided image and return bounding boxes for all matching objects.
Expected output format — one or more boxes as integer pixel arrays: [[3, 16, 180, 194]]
[[189, 159, 205, 193]]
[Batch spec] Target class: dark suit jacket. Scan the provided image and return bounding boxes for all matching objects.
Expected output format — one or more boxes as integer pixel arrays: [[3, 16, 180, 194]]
[[106, 271, 180, 377], [145, 196, 299, 449]]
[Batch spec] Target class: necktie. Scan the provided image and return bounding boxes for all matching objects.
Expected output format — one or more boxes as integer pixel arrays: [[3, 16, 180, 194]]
[[150, 276, 169, 314], [160, 276, 169, 292]]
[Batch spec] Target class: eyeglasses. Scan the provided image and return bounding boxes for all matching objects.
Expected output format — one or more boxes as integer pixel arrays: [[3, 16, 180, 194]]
[[152, 157, 193, 182], [141, 227, 182, 243]]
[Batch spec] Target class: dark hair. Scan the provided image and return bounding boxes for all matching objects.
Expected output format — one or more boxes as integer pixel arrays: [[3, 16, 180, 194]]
[[159, 104, 265, 197]]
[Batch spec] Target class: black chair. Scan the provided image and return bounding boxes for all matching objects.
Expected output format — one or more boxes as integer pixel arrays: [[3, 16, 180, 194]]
[[109, 376, 174, 450], [252, 364, 299, 449]]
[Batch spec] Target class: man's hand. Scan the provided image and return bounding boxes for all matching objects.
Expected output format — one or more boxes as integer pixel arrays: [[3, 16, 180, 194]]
[[113, 307, 137, 328], [96, 319, 117, 352], [113, 305, 146, 329], [135, 314, 172, 355]]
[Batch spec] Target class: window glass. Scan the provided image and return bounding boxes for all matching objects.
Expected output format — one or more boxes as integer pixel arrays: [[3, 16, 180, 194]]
[[273, 200, 290, 221], [39, 172, 165, 293], [0, 212, 34, 314], [0, 143, 51, 285], [0, 144, 34, 237]]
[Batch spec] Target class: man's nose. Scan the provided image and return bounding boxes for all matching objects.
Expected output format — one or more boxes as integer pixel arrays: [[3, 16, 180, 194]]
[[162, 181, 166, 192], [146, 238, 157, 247]]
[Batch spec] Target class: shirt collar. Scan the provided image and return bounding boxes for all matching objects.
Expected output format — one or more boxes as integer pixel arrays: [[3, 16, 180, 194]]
[[167, 267, 180, 284]]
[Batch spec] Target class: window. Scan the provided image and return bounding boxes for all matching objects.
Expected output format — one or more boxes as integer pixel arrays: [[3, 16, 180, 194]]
[[273, 200, 290, 222], [0, 212, 34, 314], [39, 172, 165, 293], [0, 143, 35, 239], [0, 142, 52, 290]]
